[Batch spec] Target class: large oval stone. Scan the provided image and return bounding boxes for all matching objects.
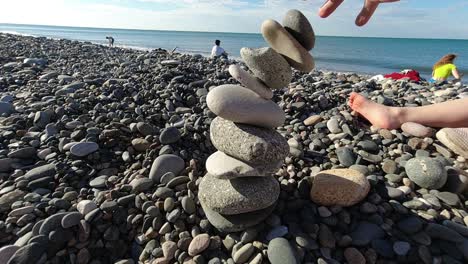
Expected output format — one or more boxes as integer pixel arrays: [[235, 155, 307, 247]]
[[210, 117, 288, 167], [201, 200, 275, 233], [405, 157, 447, 189], [207, 84, 285, 128], [240, 47, 291, 90], [261, 19, 314, 72], [283, 9, 315, 50], [206, 151, 280, 179], [310, 169, 370, 207], [199, 173, 279, 215], [228, 64, 273, 99]]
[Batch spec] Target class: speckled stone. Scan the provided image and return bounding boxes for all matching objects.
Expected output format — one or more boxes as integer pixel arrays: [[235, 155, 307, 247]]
[[240, 47, 292, 89], [207, 84, 285, 128], [210, 117, 288, 168], [261, 19, 314, 72], [198, 173, 279, 215], [310, 169, 370, 207]]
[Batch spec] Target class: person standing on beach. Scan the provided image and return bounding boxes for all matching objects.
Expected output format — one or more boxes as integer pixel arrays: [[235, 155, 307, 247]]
[[211, 40, 228, 59], [106, 36, 115, 47]]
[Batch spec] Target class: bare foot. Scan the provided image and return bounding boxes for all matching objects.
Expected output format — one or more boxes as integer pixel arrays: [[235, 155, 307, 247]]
[[349, 92, 402, 129]]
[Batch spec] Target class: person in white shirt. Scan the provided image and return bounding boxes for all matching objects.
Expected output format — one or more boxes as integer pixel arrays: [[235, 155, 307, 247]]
[[211, 40, 228, 59]]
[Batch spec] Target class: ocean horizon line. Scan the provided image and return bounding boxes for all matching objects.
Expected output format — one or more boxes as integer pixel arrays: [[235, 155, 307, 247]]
[[1, 22, 468, 41]]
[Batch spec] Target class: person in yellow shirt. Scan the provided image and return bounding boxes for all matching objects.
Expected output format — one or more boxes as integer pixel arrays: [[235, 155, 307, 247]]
[[430, 54, 461, 84]]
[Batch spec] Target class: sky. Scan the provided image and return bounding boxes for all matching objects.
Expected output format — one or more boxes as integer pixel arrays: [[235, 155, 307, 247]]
[[0, 0, 467, 39]]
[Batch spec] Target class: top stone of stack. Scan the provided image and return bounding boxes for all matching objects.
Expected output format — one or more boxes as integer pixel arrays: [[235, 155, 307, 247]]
[[282, 9, 315, 51], [261, 19, 314, 72], [261, 9, 315, 72]]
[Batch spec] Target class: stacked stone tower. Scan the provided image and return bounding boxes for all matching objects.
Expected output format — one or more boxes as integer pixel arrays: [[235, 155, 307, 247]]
[[199, 9, 316, 232]]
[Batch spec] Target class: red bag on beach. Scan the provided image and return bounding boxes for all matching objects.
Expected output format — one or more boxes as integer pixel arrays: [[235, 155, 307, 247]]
[[384, 70, 421, 82]]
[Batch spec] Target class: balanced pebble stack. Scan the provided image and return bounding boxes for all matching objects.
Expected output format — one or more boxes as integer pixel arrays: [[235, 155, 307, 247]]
[[199, 9, 316, 232]]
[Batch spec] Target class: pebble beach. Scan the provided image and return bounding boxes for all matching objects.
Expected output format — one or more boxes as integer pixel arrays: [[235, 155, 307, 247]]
[[0, 29, 468, 264]]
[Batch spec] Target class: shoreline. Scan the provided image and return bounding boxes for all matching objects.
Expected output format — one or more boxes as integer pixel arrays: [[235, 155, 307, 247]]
[[0, 33, 467, 264], [0, 30, 439, 78], [0, 31, 375, 78]]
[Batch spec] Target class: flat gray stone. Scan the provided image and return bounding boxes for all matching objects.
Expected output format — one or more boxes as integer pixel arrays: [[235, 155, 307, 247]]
[[0, 190, 25, 213], [149, 154, 185, 183], [199, 173, 279, 215], [89, 176, 108, 188], [8, 147, 37, 159], [130, 178, 154, 193], [70, 142, 99, 157], [77, 200, 97, 215], [166, 176, 190, 188], [233, 243, 255, 263], [6, 242, 46, 264], [267, 238, 298, 264], [39, 212, 69, 235], [8, 206, 34, 217], [240, 47, 292, 89], [14, 232, 33, 247], [282, 9, 315, 51], [228, 64, 273, 99], [23, 164, 56, 181], [207, 84, 285, 128], [62, 212, 82, 228], [206, 151, 276, 179], [0, 245, 19, 264], [201, 201, 274, 233], [210, 117, 288, 168]]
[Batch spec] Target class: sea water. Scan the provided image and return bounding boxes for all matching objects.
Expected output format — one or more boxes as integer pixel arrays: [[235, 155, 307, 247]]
[[2, 23, 468, 79]]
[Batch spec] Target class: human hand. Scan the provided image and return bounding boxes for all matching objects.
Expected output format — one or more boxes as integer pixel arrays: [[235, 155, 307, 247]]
[[318, 0, 399, 26]]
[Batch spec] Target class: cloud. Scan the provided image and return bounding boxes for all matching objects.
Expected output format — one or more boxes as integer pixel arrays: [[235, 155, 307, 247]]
[[0, 0, 467, 39]]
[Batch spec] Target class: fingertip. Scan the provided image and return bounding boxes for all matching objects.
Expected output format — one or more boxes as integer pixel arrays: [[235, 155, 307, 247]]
[[355, 16, 368, 26], [318, 9, 330, 18]]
